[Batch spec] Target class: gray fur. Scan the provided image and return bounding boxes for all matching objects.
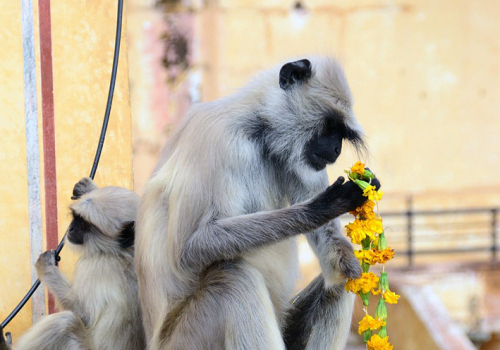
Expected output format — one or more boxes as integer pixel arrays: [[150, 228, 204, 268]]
[[16, 178, 146, 350], [136, 57, 366, 349]]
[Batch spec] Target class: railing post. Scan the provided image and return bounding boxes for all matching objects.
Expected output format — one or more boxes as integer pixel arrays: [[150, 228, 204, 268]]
[[492, 208, 498, 262], [407, 195, 413, 267]]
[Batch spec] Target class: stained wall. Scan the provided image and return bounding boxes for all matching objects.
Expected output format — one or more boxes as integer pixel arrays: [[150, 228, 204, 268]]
[[0, 0, 133, 340]]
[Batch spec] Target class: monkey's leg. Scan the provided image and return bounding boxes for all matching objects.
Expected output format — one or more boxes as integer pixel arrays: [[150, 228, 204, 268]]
[[154, 261, 285, 350], [282, 220, 358, 350], [16, 311, 93, 350], [283, 276, 354, 350]]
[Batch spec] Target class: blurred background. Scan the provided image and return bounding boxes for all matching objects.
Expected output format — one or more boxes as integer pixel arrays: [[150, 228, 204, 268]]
[[1, 0, 500, 348]]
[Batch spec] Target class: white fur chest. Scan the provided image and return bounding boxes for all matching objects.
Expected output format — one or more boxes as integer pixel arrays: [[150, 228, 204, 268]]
[[72, 256, 127, 326], [243, 237, 299, 321]]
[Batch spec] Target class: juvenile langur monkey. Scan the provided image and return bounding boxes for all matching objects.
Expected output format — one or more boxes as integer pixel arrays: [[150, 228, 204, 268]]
[[16, 178, 146, 350], [135, 57, 380, 350]]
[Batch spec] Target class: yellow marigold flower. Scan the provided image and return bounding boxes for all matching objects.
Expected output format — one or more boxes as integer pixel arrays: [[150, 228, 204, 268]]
[[346, 220, 362, 233], [345, 272, 380, 295], [364, 210, 378, 220], [358, 314, 386, 334], [363, 186, 384, 202], [350, 161, 365, 177], [371, 248, 395, 264], [359, 221, 378, 241], [346, 221, 367, 244], [358, 272, 379, 294], [344, 278, 359, 293], [367, 218, 384, 234], [354, 249, 374, 265], [367, 334, 393, 350], [383, 290, 400, 304]]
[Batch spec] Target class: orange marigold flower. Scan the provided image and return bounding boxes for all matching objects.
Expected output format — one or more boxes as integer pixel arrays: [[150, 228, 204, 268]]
[[371, 248, 395, 264], [358, 314, 386, 334], [383, 290, 400, 304], [360, 200, 376, 214], [364, 210, 378, 220], [344, 278, 359, 294], [350, 200, 374, 216], [367, 334, 393, 350], [350, 161, 366, 177]]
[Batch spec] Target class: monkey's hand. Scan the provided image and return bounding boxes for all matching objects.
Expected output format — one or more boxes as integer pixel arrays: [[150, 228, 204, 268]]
[[35, 250, 59, 278], [308, 223, 362, 286], [331, 236, 362, 281], [310, 175, 381, 220], [71, 177, 98, 200]]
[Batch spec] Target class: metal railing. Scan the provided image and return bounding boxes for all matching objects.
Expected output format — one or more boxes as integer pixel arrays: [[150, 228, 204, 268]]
[[341, 201, 499, 267]]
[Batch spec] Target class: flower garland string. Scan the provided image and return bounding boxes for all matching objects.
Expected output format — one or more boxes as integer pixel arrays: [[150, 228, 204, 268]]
[[344, 162, 400, 350]]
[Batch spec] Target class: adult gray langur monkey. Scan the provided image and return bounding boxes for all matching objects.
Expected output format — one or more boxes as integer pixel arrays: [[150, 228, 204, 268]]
[[135, 57, 381, 350], [15, 178, 146, 350]]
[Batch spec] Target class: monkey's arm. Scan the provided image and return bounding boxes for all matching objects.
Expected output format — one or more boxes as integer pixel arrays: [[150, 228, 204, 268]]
[[297, 174, 381, 284], [35, 251, 89, 324], [180, 177, 364, 270]]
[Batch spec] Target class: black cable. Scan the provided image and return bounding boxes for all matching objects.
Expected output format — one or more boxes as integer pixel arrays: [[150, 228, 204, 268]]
[[1, 0, 124, 329]]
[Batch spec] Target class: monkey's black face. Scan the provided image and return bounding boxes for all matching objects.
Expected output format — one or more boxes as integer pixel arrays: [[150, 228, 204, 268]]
[[304, 131, 343, 171], [304, 113, 362, 171], [67, 214, 93, 245]]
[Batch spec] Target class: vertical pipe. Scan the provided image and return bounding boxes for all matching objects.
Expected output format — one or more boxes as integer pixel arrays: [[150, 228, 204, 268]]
[[21, 0, 45, 323], [407, 195, 413, 267], [38, 0, 58, 314]]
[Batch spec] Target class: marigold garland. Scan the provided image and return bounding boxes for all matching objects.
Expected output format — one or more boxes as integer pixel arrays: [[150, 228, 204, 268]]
[[343, 162, 400, 350]]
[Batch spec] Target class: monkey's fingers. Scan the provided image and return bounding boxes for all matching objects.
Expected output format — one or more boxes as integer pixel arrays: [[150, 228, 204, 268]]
[[363, 167, 381, 190], [324, 176, 345, 198], [370, 177, 381, 191], [55, 253, 61, 266], [330, 176, 345, 189]]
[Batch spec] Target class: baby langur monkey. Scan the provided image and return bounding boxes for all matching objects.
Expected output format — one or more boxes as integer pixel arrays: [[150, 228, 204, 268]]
[[15, 178, 146, 350]]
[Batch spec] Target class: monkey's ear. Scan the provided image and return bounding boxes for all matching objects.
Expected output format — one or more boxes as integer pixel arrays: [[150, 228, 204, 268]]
[[71, 177, 98, 200], [279, 59, 312, 90], [118, 221, 135, 249]]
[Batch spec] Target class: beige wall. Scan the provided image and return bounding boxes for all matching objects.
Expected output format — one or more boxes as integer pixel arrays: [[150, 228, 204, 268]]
[[193, 0, 500, 205], [0, 0, 34, 337], [0, 0, 133, 340], [129, 0, 500, 210]]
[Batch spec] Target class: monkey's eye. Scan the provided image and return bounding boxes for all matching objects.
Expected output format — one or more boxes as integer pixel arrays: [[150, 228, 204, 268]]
[[80, 220, 89, 230]]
